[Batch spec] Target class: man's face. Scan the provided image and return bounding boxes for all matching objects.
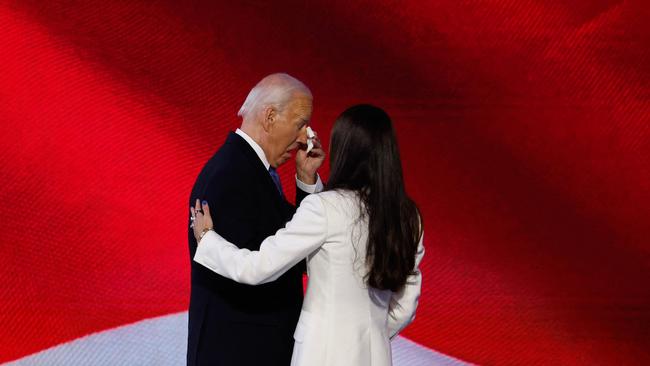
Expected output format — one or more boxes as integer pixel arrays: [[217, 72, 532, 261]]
[[267, 94, 312, 168]]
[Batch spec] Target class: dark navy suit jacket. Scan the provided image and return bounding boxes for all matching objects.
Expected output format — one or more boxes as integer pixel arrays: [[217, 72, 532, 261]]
[[187, 132, 308, 366]]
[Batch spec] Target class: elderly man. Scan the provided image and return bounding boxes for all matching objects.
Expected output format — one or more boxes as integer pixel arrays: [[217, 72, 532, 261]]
[[187, 73, 325, 366]]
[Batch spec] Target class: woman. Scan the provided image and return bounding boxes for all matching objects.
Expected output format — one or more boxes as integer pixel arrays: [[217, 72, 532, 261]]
[[191, 104, 424, 366]]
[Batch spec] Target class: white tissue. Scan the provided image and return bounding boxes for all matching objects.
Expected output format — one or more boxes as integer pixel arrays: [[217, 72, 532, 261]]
[[306, 126, 315, 153]]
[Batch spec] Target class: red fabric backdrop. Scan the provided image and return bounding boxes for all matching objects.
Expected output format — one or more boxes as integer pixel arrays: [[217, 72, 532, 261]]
[[1, 1, 649, 364]]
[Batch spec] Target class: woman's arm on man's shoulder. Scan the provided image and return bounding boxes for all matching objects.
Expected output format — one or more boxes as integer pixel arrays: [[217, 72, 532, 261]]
[[193, 194, 327, 285]]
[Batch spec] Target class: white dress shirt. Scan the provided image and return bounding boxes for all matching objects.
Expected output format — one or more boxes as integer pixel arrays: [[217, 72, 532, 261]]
[[235, 129, 323, 193]]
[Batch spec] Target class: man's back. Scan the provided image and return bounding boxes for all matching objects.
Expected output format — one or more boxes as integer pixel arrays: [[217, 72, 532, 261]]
[[187, 132, 304, 366]]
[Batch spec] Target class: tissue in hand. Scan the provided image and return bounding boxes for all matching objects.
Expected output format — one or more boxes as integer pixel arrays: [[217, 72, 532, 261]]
[[306, 127, 315, 153]]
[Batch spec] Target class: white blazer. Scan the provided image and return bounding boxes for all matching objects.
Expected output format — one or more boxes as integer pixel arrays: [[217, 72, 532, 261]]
[[194, 190, 425, 366]]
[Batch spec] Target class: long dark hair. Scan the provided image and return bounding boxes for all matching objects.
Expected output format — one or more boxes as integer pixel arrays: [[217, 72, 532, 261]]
[[325, 104, 422, 292]]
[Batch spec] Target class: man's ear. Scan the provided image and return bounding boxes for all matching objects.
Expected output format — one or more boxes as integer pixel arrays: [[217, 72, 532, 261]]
[[261, 106, 277, 133]]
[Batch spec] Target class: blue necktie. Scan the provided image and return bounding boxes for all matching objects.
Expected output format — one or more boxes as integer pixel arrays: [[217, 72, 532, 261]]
[[268, 167, 284, 198]]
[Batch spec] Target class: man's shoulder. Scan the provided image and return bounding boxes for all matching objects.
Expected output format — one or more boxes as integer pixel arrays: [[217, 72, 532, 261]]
[[194, 148, 256, 195], [203, 157, 256, 189], [209, 135, 242, 161], [204, 136, 255, 171]]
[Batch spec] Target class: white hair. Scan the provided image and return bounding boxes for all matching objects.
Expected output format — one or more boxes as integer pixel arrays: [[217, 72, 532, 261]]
[[238, 73, 312, 119]]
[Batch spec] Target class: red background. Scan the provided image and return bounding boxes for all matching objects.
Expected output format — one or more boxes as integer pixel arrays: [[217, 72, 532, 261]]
[[1, 1, 649, 364]]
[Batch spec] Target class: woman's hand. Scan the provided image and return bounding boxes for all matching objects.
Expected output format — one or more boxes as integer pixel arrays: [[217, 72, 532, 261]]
[[191, 199, 214, 244]]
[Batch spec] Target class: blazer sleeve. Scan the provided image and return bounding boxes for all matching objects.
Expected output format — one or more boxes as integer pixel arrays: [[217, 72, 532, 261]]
[[194, 194, 327, 285], [387, 232, 425, 340]]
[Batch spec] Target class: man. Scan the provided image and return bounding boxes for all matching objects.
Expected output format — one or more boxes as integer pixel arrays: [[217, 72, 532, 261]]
[[187, 73, 325, 366]]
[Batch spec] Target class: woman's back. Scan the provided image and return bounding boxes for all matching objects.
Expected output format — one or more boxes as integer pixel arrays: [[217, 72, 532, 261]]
[[292, 190, 422, 366]]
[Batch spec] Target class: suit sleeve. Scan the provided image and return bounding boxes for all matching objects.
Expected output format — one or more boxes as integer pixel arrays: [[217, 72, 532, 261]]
[[296, 186, 309, 206], [194, 194, 327, 285], [387, 232, 425, 340]]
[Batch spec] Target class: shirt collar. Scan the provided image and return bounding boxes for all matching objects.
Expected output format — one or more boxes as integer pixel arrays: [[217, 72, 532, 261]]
[[235, 128, 270, 171]]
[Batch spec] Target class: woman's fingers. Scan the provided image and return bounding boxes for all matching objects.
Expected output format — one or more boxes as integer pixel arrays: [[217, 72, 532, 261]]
[[201, 201, 214, 230], [191, 199, 213, 242], [191, 206, 200, 241], [202, 200, 210, 219]]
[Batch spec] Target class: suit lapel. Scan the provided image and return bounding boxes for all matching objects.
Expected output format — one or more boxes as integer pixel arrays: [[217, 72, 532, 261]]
[[226, 132, 288, 215]]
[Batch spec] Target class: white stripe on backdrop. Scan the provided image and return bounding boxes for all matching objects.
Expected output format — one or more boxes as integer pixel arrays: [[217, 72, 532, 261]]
[[5, 312, 473, 366]]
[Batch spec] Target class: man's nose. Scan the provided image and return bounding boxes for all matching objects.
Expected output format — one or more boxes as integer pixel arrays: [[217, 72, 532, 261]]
[[296, 126, 308, 144]]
